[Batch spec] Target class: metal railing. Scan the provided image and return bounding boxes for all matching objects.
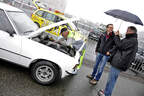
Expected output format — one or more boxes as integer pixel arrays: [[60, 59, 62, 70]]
[[130, 57, 144, 74], [13, 0, 36, 10], [1, 0, 36, 10]]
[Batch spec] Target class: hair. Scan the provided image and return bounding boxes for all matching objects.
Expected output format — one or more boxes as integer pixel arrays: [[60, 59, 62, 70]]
[[128, 26, 137, 33], [60, 28, 67, 34], [106, 24, 113, 28]]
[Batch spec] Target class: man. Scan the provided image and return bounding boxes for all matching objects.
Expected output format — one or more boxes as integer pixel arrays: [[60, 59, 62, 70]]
[[56, 27, 75, 46], [87, 24, 115, 85], [47, 27, 75, 48], [97, 26, 138, 96], [57, 27, 84, 75]]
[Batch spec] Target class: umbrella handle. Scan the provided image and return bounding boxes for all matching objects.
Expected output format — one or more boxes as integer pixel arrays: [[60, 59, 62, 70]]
[[118, 21, 123, 30]]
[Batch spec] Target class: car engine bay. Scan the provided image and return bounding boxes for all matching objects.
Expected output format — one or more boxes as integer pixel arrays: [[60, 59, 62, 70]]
[[31, 32, 76, 57]]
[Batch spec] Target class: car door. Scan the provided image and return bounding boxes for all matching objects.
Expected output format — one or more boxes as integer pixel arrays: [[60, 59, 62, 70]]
[[53, 16, 64, 37], [42, 12, 57, 34], [0, 10, 21, 64], [42, 11, 55, 25]]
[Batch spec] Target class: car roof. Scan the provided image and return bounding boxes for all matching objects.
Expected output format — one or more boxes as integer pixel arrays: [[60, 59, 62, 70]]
[[0, 2, 23, 12]]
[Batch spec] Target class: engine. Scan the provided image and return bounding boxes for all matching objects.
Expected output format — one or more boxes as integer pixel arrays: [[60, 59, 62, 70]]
[[31, 32, 76, 57]]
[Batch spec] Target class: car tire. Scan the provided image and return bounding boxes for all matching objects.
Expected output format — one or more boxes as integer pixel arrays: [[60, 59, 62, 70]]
[[31, 61, 60, 85], [35, 22, 40, 28]]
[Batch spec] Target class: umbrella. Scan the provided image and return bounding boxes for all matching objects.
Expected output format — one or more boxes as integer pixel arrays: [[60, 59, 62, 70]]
[[105, 9, 143, 26]]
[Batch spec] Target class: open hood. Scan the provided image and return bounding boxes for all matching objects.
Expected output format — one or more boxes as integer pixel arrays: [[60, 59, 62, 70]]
[[26, 18, 86, 53], [27, 18, 78, 38]]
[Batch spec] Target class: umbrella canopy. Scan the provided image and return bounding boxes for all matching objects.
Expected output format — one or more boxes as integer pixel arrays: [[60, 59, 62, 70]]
[[105, 9, 143, 26]]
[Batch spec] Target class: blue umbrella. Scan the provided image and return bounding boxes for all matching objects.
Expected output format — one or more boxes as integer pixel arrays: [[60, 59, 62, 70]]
[[105, 9, 143, 26]]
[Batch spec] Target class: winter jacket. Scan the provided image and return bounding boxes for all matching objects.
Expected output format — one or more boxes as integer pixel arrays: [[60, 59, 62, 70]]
[[110, 33, 138, 71], [95, 32, 115, 55]]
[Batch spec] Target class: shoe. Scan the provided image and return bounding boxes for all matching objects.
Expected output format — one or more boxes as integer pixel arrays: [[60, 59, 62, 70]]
[[86, 74, 93, 79], [97, 89, 105, 96], [89, 79, 98, 85]]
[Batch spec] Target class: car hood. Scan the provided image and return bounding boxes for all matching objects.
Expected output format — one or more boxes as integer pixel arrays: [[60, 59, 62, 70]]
[[26, 18, 78, 38], [26, 19, 86, 52]]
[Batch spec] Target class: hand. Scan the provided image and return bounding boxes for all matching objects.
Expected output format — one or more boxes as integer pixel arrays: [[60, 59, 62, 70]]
[[115, 30, 119, 35], [106, 52, 110, 56]]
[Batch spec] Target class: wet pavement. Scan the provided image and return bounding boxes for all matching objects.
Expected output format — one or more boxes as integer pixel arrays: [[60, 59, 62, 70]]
[[0, 59, 144, 96]]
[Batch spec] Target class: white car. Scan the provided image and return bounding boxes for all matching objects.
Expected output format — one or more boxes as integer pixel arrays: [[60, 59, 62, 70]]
[[0, 3, 84, 85]]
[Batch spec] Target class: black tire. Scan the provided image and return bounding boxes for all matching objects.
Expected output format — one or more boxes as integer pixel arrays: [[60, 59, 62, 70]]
[[31, 61, 60, 85], [35, 22, 40, 28]]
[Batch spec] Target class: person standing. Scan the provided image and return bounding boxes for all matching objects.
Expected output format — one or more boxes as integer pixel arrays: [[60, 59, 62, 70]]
[[97, 26, 138, 96], [87, 24, 115, 85]]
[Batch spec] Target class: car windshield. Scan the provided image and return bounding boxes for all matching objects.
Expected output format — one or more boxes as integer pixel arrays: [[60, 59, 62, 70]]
[[7, 11, 38, 35]]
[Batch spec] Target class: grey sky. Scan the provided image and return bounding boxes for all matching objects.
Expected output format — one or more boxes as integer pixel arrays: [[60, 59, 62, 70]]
[[65, 0, 144, 33]]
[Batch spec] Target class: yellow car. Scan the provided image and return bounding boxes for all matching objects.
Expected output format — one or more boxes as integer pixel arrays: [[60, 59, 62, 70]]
[[32, 8, 83, 39], [31, 0, 88, 73], [31, 0, 86, 40]]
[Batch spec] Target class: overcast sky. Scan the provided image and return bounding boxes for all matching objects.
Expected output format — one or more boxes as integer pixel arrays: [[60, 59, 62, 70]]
[[65, 0, 144, 34]]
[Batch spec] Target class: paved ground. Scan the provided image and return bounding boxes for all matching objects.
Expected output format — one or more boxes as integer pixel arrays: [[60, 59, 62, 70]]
[[0, 59, 144, 96]]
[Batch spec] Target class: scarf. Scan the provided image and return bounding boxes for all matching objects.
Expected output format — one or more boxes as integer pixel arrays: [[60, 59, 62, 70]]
[[126, 33, 137, 38]]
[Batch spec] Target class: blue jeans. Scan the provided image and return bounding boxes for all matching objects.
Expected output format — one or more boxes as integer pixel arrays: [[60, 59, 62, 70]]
[[91, 53, 109, 81], [104, 66, 121, 96]]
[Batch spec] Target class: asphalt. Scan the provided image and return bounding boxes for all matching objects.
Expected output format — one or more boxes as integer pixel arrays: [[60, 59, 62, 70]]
[[0, 59, 144, 96]]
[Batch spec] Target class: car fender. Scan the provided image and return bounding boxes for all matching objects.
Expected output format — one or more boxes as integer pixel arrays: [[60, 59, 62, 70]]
[[20, 37, 78, 76]]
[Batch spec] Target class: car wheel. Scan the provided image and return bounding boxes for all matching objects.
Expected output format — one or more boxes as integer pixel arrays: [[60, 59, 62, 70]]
[[31, 61, 59, 85]]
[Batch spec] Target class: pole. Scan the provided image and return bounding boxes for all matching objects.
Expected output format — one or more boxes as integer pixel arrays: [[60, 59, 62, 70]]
[[118, 20, 123, 30]]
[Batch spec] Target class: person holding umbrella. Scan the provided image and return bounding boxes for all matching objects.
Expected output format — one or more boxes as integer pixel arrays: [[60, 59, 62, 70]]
[[97, 26, 138, 96], [96, 9, 142, 96]]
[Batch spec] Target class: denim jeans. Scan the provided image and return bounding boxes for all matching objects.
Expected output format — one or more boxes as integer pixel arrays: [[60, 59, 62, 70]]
[[104, 66, 121, 96], [91, 52, 109, 81]]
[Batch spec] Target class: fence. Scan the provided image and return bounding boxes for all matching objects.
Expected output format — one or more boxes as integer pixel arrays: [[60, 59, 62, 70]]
[[1, 0, 37, 11], [14, 0, 36, 10], [130, 55, 144, 74]]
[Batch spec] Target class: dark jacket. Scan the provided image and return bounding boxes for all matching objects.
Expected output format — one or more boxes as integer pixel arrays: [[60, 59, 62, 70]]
[[96, 32, 115, 55], [110, 33, 138, 71]]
